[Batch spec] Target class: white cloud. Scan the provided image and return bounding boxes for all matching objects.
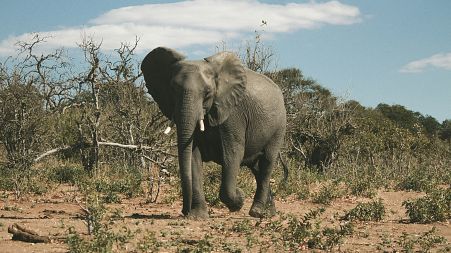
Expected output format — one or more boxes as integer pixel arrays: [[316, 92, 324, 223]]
[[0, 0, 361, 55], [400, 53, 451, 73]]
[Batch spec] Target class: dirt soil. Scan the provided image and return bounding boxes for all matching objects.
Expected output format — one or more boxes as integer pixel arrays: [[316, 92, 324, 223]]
[[0, 185, 449, 252]]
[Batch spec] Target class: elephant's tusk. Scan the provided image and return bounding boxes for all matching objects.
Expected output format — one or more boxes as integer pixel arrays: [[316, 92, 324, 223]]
[[199, 119, 205, 132], [163, 126, 172, 135]]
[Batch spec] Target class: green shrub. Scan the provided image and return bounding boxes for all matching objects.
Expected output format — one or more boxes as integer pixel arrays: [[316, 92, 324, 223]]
[[0, 166, 15, 191], [177, 234, 215, 253], [283, 209, 324, 249], [109, 176, 142, 197], [379, 227, 448, 253], [343, 199, 385, 221], [66, 190, 134, 252], [412, 227, 448, 252], [403, 188, 450, 223], [312, 181, 344, 205], [279, 208, 353, 251], [275, 166, 318, 200], [76, 166, 144, 202], [66, 226, 133, 253], [103, 191, 121, 204], [203, 164, 222, 207], [136, 230, 162, 252], [396, 167, 438, 192], [0, 166, 51, 196], [295, 184, 311, 200], [221, 242, 243, 253], [346, 175, 377, 198], [50, 166, 86, 184], [231, 219, 253, 234]]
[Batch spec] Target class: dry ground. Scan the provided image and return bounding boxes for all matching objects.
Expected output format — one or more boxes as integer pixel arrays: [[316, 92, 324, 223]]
[[0, 184, 449, 252]]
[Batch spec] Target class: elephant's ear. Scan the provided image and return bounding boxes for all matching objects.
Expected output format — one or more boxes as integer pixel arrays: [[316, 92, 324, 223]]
[[204, 52, 247, 126], [141, 47, 185, 119]]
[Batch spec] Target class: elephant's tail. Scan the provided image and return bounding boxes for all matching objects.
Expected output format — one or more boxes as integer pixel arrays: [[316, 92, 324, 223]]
[[278, 152, 289, 183]]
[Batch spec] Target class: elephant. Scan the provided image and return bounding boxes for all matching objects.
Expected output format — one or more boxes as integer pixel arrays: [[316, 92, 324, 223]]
[[141, 47, 286, 218]]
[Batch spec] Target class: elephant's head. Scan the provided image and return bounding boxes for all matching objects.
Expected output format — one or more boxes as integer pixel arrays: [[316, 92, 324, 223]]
[[141, 47, 246, 214]]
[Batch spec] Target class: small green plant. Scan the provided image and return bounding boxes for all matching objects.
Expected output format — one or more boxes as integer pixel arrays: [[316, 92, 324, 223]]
[[168, 220, 188, 227], [319, 222, 354, 250], [66, 227, 88, 253], [66, 226, 134, 253], [110, 208, 123, 220], [377, 233, 393, 251], [178, 234, 215, 253], [295, 183, 311, 200], [195, 234, 215, 252], [379, 227, 448, 253], [103, 191, 121, 204], [414, 227, 448, 252], [231, 219, 253, 234], [274, 208, 353, 251], [347, 175, 377, 198], [137, 230, 161, 252], [312, 181, 344, 205], [75, 166, 144, 206], [221, 242, 243, 253], [83, 195, 107, 235], [50, 165, 86, 185], [403, 188, 450, 223], [342, 199, 385, 221], [245, 233, 257, 248], [283, 209, 324, 248], [275, 167, 318, 200], [66, 190, 134, 252], [0, 166, 14, 191], [160, 176, 181, 204], [2, 205, 22, 212], [93, 173, 142, 198], [203, 164, 222, 207]]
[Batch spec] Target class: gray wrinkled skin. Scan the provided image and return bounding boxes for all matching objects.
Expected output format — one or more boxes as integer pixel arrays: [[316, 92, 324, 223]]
[[141, 47, 286, 219]]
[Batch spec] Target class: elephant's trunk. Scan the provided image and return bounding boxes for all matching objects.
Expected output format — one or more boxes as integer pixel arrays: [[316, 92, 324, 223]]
[[176, 90, 198, 216]]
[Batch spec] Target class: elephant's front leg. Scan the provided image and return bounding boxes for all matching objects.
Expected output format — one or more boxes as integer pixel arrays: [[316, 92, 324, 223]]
[[188, 146, 209, 219], [219, 142, 245, 212]]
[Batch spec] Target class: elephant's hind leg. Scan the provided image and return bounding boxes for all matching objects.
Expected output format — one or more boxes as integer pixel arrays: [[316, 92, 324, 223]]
[[249, 156, 276, 218], [249, 131, 284, 218]]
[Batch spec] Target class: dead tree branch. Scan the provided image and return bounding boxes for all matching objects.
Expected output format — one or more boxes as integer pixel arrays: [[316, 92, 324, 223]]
[[8, 223, 50, 243], [33, 141, 176, 164]]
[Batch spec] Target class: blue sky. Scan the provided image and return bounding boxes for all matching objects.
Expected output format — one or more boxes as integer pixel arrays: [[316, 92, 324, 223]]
[[1, 0, 450, 121]]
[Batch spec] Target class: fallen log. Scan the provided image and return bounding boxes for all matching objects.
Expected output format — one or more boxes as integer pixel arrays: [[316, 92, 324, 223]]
[[7, 223, 50, 243]]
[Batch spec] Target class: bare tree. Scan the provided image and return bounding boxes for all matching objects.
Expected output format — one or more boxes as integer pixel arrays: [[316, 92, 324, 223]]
[[15, 33, 75, 110], [240, 22, 277, 74], [0, 35, 74, 197], [0, 35, 176, 200]]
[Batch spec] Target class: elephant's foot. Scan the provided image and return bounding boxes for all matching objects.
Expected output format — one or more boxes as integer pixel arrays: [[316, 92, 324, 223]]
[[249, 200, 276, 218], [220, 188, 245, 212], [186, 207, 209, 220], [182, 207, 190, 217]]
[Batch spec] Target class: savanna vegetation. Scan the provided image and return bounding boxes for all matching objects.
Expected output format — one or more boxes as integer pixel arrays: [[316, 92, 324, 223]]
[[0, 33, 450, 252]]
